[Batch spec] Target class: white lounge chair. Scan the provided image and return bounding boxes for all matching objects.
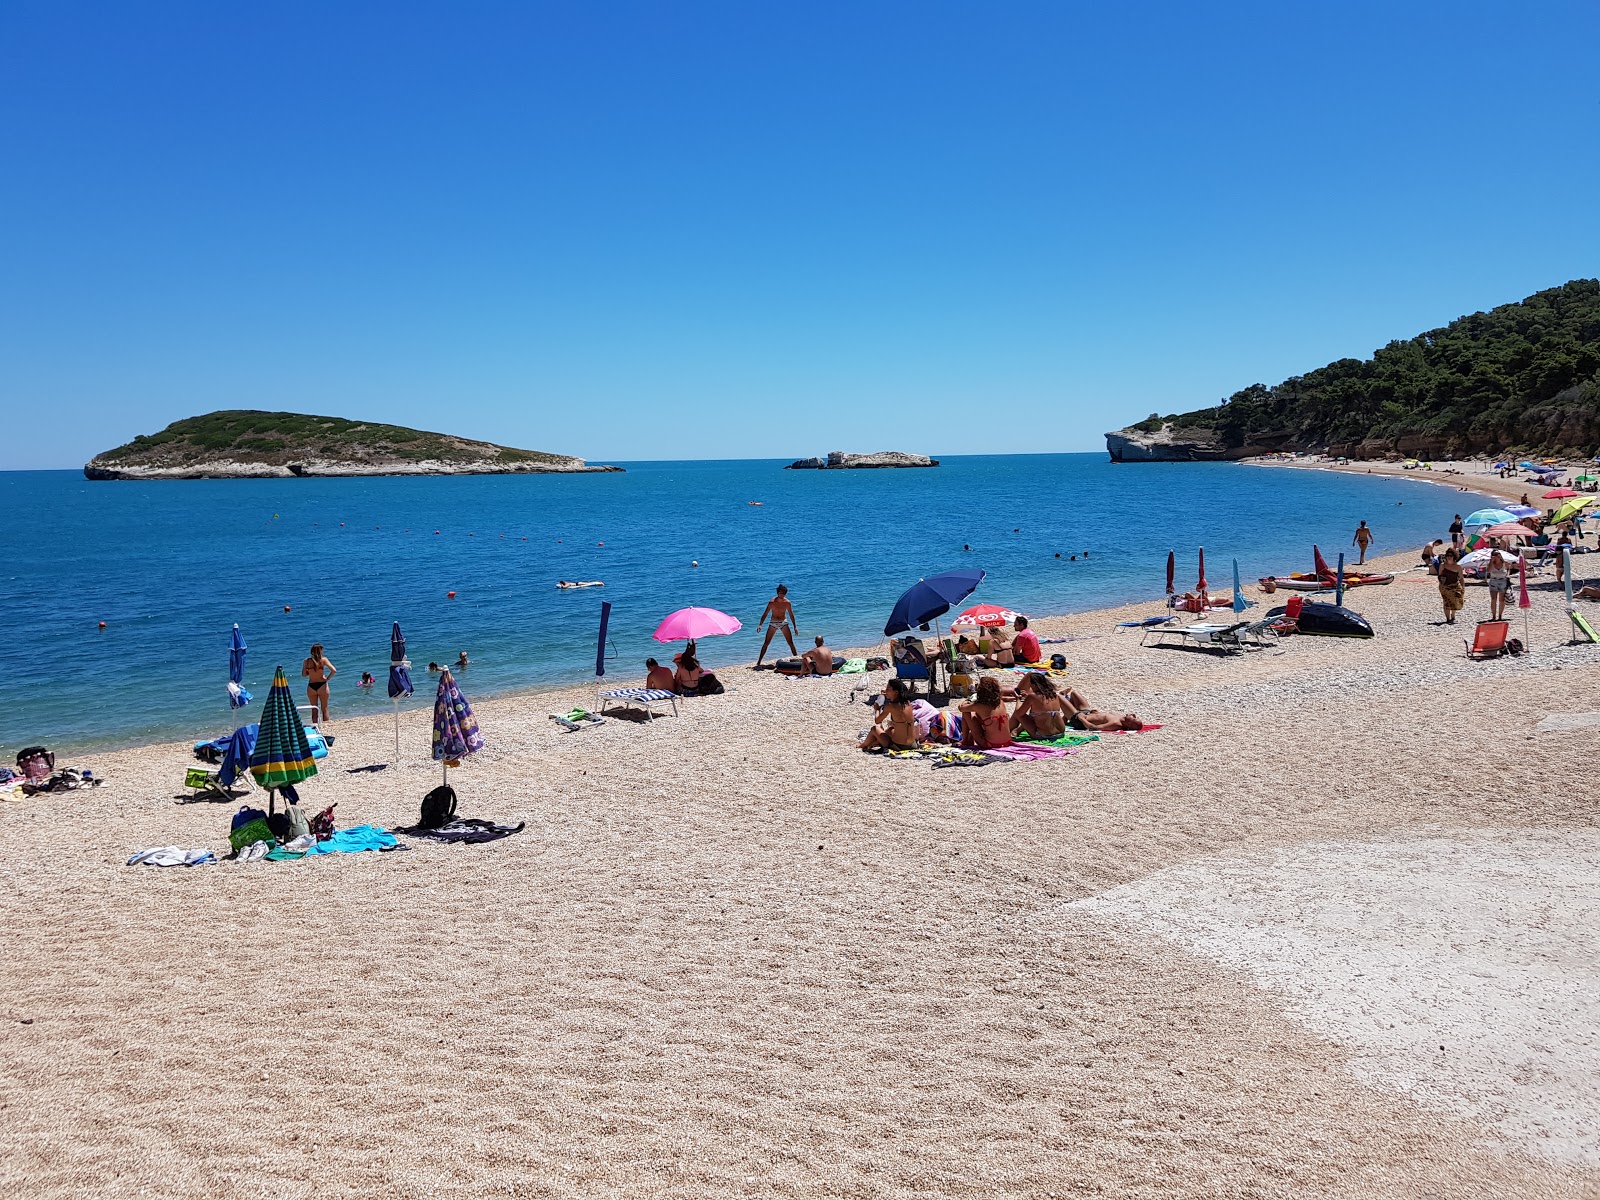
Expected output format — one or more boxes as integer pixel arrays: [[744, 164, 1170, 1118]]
[[1144, 620, 1251, 654]]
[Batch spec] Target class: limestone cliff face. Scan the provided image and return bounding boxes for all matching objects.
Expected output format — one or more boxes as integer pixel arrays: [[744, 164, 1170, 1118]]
[[785, 451, 939, 469], [1105, 425, 1232, 462]]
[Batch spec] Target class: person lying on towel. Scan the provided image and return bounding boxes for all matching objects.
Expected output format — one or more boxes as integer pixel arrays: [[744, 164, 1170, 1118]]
[[1062, 685, 1144, 732]]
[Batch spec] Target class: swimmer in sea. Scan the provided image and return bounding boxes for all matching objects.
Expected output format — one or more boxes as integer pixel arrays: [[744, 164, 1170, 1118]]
[[754, 583, 799, 667], [456, 651, 469, 669]]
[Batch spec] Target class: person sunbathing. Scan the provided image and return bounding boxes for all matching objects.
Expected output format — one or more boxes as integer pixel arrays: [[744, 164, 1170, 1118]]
[[645, 658, 676, 691], [959, 676, 1013, 749], [1576, 584, 1600, 601], [860, 678, 918, 752], [801, 634, 834, 675], [1009, 672, 1070, 739], [1062, 686, 1145, 731]]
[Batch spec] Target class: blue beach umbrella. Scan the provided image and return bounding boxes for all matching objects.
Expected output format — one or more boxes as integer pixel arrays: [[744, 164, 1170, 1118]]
[[1464, 508, 1516, 528], [1335, 553, 1346, 607], [387, 622, 413, 699], [1232, 559, 1248, 614], [227, 624, 252, 710], [388, 621, 413, 761], [884, 569, 986, 637], [596, 601, 612, 678]]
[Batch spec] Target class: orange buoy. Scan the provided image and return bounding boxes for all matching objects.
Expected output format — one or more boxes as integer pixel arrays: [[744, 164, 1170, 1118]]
[[598, 541, 604, 546], [98, 621, 107, 628], [283, 605, 292, 612], [447, 591, 457, 599]]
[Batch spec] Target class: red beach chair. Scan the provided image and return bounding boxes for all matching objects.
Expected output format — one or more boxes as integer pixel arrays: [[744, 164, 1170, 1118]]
[[1465, 620, 1510, 660]]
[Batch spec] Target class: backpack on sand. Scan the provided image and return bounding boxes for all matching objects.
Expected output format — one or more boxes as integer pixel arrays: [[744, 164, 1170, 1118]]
[[420, 785, 457, 830]]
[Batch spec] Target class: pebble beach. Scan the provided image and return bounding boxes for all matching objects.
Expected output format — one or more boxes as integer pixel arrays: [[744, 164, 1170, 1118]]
[[4, 489, 1599, 1197]]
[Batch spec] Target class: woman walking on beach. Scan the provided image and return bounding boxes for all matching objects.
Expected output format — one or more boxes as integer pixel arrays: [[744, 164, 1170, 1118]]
[[1486, 550, 1511, 621], [1437, 549, 1466, 625], [302, 643, 336, 722]]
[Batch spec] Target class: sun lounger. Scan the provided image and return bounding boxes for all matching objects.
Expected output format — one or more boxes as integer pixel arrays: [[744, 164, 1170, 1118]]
[[597, 687, 679, 720], [1143, 620, 1252, 653]]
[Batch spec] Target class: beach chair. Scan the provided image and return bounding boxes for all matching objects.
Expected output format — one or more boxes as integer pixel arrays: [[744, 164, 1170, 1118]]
[[597, 686, 679, 720], [891, 636, 935, 696], [181, 765, 238, 803], [1144, 620, 1251, 654], [1465, 620, 1510, 659]]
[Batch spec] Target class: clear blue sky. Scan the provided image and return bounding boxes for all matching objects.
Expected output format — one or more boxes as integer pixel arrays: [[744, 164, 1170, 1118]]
[[4, 1, 1597, 468]]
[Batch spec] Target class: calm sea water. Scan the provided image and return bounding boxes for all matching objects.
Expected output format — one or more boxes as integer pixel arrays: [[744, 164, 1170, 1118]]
[[0, 455, 1479, 753]]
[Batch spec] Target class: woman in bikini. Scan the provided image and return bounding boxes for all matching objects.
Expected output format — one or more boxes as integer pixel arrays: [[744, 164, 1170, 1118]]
[[302, 643, 336, 723], [959, 676, 1013, 749], [860, 678, 919, 752], [674, 651, 703, 696], [1009, 672, 1070, 739]]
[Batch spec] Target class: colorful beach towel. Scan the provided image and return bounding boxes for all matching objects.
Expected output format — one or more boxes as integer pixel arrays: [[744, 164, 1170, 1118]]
[[1014, 730, 1100, 749], [983, 744, 1072, 762], [302, 824, 404, 855]]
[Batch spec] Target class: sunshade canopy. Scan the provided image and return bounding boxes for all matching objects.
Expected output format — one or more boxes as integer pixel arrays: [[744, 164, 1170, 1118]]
[[951, 603, 1020, 629], [1463, 508, 1516, 527], [885, 569, 985, 636], [653, 607, 742, 642]]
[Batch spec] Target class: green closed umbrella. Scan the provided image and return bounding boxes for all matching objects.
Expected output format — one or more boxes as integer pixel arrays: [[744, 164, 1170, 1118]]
[[249, 666, 318, 812]]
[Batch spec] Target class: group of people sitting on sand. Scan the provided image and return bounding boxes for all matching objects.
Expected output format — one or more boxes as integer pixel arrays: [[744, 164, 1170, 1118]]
[[952, 616, 1043, 667], [860, 672, 1143, 753], [644, 642, 725, 696]]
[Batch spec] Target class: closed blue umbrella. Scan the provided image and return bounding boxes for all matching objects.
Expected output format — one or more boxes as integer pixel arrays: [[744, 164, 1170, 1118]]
[[388, 621, 413, 761], [596, 601, 612, 677], [884, 569, 986, 636], [1232, 559, 1248, 614], [1335, 552, 1346, 607], [227, 624, 252, 710]]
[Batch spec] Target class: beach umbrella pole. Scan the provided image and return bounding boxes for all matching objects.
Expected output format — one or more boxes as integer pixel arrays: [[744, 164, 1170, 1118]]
[[393, 701, 401, 763]]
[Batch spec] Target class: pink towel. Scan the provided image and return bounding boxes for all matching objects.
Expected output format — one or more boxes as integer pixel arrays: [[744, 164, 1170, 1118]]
[[1111, 723, 1163, 734], [984, 744, 1071, 761]]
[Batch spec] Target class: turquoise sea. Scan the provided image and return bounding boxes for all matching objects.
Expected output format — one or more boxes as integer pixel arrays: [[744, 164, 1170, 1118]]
[[0, 455, 1482, 753]]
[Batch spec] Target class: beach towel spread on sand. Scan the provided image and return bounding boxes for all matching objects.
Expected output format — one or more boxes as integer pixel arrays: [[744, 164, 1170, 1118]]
[[302, 825, 405, 855], [392, 818, 526, 845], [1014, 731, 1101, 749], [127, 846, 217, 867], [982, 744, 1072, 762]]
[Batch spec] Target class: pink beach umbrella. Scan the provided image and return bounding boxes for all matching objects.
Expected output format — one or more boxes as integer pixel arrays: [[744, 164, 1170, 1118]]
[[1518, 554, 1531, 645], [653, 606, 743, 643], [1196, 546, 1208, 593]]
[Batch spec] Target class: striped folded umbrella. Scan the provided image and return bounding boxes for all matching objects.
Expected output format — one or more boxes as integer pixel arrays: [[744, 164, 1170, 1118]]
[[249, 666, 318, 791]]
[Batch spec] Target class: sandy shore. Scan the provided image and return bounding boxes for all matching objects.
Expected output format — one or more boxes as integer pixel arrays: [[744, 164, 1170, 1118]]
[[1244, 454, 1583, 509], [4, 541, 1600, 1197]]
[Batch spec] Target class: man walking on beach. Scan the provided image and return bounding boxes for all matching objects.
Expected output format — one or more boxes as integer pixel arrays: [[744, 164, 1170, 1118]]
[[1449, 514, 1463, 550], [755, 583, 799, 667], [1352, 520, 1374, 565]]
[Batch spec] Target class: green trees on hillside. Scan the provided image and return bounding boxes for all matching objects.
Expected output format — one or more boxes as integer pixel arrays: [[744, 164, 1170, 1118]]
[[1173, 280, 1600, 455]]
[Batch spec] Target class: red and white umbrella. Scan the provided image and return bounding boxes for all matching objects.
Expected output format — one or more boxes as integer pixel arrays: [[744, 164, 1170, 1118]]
[[1481, 522, 1534, 539], [951, 603, 1021, 629]]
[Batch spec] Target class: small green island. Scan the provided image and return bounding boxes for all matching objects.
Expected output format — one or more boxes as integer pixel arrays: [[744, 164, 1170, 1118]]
[[83, 410, 623, 479], [1107, 278, 1600, 461]]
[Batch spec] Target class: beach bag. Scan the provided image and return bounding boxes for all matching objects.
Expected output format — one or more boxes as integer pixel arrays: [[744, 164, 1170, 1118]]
[[1050, 653, 1068, 671], [698, 672, 725, 695], [284, 804, 311, 840], [865, 656, 890, 672], [309, 804, 337, 841], [16, 747, 53, 781], [420, 785, 457, 830], [229, 805, 272, 851], [1507, 637, 1525, 656]]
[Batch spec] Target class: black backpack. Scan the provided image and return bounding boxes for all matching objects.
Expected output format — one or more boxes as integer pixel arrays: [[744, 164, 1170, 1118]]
[[420, 785, 457, 830]]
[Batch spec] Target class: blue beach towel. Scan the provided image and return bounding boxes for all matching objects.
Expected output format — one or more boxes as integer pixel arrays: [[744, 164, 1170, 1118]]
[[303, 824, 402, 855]]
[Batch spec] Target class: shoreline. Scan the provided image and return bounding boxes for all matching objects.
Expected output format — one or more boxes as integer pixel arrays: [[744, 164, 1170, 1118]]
[[1241, 453, 1545, 508]]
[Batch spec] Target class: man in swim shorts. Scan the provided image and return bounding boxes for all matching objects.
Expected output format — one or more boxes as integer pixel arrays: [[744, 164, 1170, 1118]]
[[801, 634, 834, 675], [755, 583, 799, 667]]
